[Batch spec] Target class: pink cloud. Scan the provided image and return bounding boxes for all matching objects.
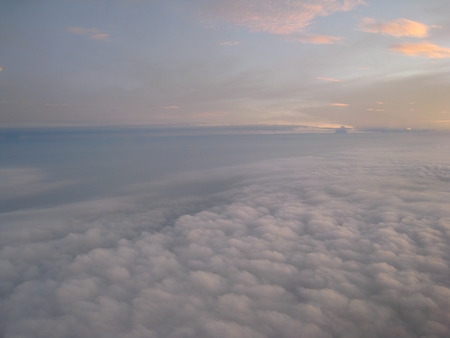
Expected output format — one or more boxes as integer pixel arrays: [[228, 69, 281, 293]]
[[293, 35, 344, 44], [390, 42, 450, 58], [359, 18, 429, 37], [317, 76, 341, 82], [330, 103, 349, 107], [206, 0, 365, 35]]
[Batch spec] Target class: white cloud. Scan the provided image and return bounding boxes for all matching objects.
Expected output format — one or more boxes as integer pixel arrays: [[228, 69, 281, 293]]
[[1, 135, 450, 337]]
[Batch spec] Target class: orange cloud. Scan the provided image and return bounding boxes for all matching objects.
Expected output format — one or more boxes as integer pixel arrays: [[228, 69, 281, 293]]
[[330, 103, 349, 107], [208, 0, 365, 35], [67, 27, 110, 41], [390, 42, 450, 58], [359, 18, 429, 37], [293, 35, 343, 44], [317, 76, 341, 82]]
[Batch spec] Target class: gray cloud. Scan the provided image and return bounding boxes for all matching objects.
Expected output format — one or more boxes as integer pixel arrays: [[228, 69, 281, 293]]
[[1, 135, 450, 337]]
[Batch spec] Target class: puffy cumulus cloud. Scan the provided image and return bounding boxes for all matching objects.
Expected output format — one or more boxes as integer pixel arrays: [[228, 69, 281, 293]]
[[359, 18, 430, 38], [198, 0, 365, 35], [2, 136, 450, 337], [390, 41, 450, 58], [67, 27, 111, 41]]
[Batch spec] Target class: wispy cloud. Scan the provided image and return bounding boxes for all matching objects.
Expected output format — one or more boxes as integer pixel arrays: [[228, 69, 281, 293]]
[[359, 18, 429, 37], [67, 27, 111, 41], [219, 40, 240, 46], [162, 105, 180, 110], [317, 76, 341, 82], [330, 102, 349, 106], [390, 41, 450, 58], [0, 66, 4, 72], [203, 0, 365, 35], [293, 34, 344, 44]]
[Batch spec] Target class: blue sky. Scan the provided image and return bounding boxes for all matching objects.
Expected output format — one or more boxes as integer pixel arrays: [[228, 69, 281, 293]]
[[1, 0, 450, 129]]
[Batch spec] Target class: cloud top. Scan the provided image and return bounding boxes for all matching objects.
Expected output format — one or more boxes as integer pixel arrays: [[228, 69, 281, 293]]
[[1, 135, 450, 337]]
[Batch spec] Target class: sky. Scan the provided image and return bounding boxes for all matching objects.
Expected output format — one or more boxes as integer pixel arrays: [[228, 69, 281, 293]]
[[1, 132, 450, 337], [1, 0, 450, 130]]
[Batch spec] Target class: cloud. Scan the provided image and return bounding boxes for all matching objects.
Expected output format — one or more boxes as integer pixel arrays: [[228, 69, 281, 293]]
[[0, 167, 72, 203], [330, 102, 349, 106], [200, 0, 365, 35], [219, 41, 240, 46], [162, 105, 180, 110], [67, 27, 111, 41], [292, 34, 344, 44], [359, 18, 429, 37], [317, 76, 341, 82], [0, 66, 4, 72], [1, 134, 450, 337], [390, 41, 450, 58]]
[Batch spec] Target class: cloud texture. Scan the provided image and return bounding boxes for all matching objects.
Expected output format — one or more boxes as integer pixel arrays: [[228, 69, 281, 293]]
[[390, 42, 450, 58], [198, 0, 365, 35], [1, 135, 450, 337], [359, 18, 429, 37]]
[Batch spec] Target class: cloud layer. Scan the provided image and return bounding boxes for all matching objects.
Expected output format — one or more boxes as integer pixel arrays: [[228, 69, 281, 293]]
[[1, 134, 450, 337]]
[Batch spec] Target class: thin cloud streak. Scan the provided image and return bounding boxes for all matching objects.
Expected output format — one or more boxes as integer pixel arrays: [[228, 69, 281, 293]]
[[330, 103, 349, 106], [219, 41, 240, 46], [67, 27, 111, 41], [292, 34, 344, 44], [390, 41, 450, 58], [359, 18, 430, 37], [317, 76, 341, 82]]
